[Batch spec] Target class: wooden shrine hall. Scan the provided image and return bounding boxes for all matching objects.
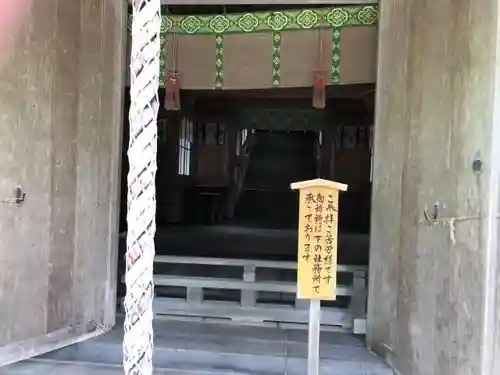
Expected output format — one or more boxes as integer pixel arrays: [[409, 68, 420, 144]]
[[3, 1, 500, 374], [118, 4, 377, 333]]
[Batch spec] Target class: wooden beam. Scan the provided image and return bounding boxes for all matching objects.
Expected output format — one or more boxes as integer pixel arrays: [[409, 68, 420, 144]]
[[181, 85, 376, 101], [160, 0, 377, 5], [154, 255, 368, 273], [154, 274, 354, 295], [153, 298, 353, 328]]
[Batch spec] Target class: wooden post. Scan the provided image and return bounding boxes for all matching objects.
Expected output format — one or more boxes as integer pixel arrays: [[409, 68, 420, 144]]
[[290, 178, 348, 375], [241, 264, 256, 307], [308, 299, 321, 375]]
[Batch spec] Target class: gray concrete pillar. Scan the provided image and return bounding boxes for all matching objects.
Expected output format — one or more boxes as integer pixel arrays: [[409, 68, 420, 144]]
[[368, 1, 500, 375]]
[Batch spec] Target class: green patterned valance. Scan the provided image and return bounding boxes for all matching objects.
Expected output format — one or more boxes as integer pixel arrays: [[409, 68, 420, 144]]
[[128, 5, 378, 34], [129, 5, 378, 89]]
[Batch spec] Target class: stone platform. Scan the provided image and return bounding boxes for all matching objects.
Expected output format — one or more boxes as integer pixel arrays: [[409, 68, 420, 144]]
[[2, 317, 392, 375]]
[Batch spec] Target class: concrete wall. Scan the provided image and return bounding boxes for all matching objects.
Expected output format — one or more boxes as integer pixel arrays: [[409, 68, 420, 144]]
[[0, 0, 125, 356], [368, 1, 500, 375]]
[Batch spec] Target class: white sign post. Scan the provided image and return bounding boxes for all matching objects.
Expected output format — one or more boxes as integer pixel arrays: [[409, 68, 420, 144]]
[[290, 178, 348, 375]]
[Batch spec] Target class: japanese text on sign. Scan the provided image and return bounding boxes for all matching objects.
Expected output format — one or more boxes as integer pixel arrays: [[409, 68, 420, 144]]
[[297, 187, 340, 300]]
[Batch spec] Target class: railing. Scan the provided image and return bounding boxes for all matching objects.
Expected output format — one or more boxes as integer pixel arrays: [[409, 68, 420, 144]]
[[141, 255, 367, 333]]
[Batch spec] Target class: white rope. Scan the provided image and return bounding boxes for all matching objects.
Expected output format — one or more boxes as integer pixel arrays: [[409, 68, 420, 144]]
[[421, 215, 500, 245], [123, 1, 161, 374]]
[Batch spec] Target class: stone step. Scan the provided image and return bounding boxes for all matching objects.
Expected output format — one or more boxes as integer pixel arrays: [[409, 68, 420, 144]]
[[3, 359, 272, 375], [33, 320, 393, 375]]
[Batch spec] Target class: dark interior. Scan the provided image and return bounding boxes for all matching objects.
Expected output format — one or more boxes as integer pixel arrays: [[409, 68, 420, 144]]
[[118, 87, 373, 300]]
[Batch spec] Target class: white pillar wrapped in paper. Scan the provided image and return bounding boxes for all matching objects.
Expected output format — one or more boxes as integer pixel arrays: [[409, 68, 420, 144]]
[[123, 1, 161, 374]]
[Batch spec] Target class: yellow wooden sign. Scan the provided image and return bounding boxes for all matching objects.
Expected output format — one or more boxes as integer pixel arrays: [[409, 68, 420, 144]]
[[290, 179, 348, 300]]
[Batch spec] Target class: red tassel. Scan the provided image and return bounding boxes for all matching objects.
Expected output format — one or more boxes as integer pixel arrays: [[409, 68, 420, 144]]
[[165, 73, 181, 111], [312, 72, 326, 109], [312, 28, 327, 110], [165, 32, 181, 111]]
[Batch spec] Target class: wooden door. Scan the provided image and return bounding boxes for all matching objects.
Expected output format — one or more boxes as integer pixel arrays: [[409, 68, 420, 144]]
[[0, 0, 124, 367]]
